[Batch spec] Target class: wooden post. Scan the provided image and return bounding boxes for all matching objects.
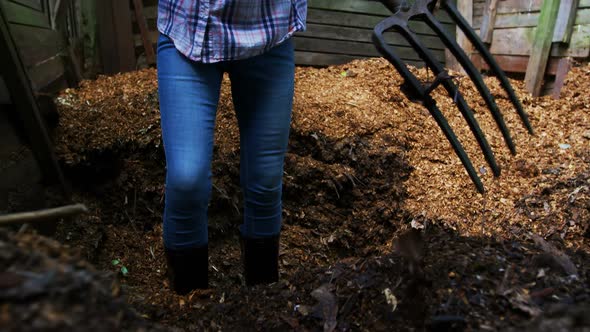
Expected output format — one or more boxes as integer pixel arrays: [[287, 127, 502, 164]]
[[553, 0, 579, 44], [97, 0, 135, 74], [50, 0, 69, 29], [0, 6, 68, 195], [552, 57, 572, 99], [446, 0, 472, 71], [479, 0, 499, 45], [132, 0, 156, 65], [80, 0, 98, 76], [524, 0, 561, 97], [52, 0, 83, 86]]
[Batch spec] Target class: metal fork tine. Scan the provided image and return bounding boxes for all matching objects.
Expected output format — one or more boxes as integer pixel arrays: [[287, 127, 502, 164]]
[[421, 11, 517, 155], [440, 0, 534, 135], [373, 19, 486, 192], [371, 0, 537, 192], [423, 96, 486, 193], [396, 25, 501, 177]]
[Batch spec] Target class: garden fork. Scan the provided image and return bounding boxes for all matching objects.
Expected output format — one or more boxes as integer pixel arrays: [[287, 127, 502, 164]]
[[371, 0, 534, 193]]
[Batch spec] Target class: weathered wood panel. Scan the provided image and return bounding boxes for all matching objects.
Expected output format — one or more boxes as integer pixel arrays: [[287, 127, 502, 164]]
[[552, 57, 572, 99], [11, 0, 43, 11], [308, 0, 454, 23], [0, 2, 67, 193], [472, 0, 589, 97], [482, 26, 590, 57], [305, 8, 455, 33], [474, 6, 590, 29], [2, 0, 49, 27], [472, 0, 590, 62], [479, 0, 498, 43], [475, 0, 590, 16], [524, 0, 561, 96], [27, 55, 66, 91], [299, 23, 447, 50], [554, 0, 579, 44], [10, 23, 64, 67], [294, 37, 447, 62], [295, 0, 456, 67], [448, 0, 473, 71], [472, 54, 561, 75], [0, 0, 68, 92]]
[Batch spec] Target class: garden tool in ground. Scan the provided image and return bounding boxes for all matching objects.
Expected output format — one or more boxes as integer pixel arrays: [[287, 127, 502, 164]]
[[370, 0, 534, 193]]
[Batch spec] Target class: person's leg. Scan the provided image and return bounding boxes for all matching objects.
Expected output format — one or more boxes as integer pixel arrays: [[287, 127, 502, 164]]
[[228, 39, 295, 285], [157, 34, 223, 293]]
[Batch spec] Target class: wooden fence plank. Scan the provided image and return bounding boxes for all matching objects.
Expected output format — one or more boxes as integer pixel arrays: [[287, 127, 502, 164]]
[[295, 38, 382, 57], [482, 26, 590, 57], [27, 55, 66, 91], [80, 0, 98, 75], [299, 23, 447, 50], [479, 0, 499, 43], [9, 23, 65, 68], [475, 7, 590, 28], [525, 0, 561, 96], [471, 53, 561, 75], [295, 51, 367, 66], [456, 0, 473, 53], [305, 8, 455, 33], [553, 0, 580, 43], [296, 51, 426, 68], [308, 0, 453, 23], [294, 37, 446, 62], [555, 24, 590, 56], [474, 0, 543, 14], [575, 7, 590, 24], [10, 0, 43, 11], [474, 12, 535, 28], [308, 0, 387, 16], [552, 57, 572, 99], [0, 0, 51, 28], [0, 6, 67, 192]]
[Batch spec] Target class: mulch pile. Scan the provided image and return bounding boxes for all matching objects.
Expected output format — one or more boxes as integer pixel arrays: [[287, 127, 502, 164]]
[[53, 59, 590, 240], [8, 58, 589, 330]]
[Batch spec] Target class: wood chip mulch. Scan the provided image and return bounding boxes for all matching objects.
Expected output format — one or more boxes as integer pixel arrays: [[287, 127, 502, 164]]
[[41, 58, 590, 330], [54, 58, 590, 244]]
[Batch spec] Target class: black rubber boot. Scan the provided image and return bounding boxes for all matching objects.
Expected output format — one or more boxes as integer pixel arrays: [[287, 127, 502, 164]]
[[164, 245, 208, 295], [241, 235, 280, 286]]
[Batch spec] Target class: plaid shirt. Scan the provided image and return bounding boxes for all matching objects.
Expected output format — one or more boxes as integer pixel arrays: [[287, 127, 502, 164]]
[[157, 0, 307, 63]]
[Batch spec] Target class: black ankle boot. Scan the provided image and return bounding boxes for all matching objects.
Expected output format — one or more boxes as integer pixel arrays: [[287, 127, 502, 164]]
[[164, 245, 208, 294], [241, 235, 280, 286]]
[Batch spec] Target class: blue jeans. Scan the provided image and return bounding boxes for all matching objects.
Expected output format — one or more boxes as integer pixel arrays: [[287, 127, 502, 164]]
[[157, 35, 295, 250]]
